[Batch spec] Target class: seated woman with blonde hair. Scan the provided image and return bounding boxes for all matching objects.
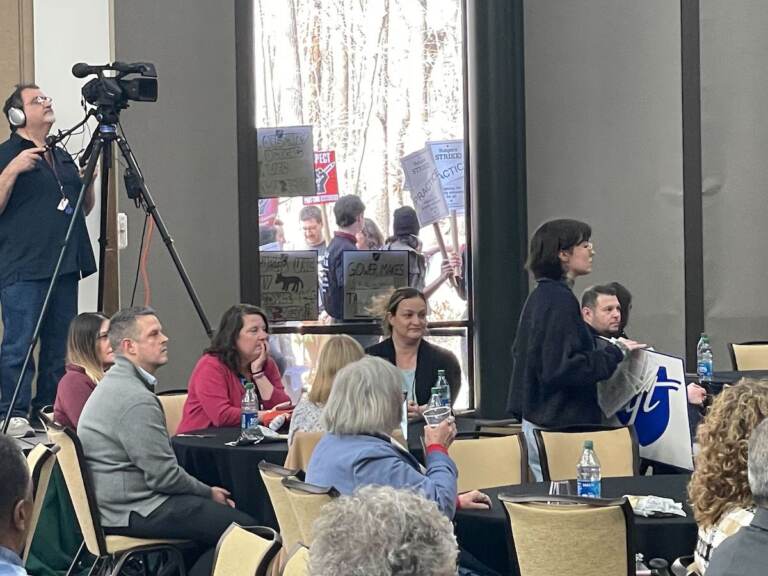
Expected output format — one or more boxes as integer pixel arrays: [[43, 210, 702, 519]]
[[287, 334, 364, 444], [688, 378, 768, 574]]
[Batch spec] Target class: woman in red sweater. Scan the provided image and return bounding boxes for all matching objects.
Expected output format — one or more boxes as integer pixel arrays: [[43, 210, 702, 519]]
[[177, 304, 291, 434], [53, 312, 115, 429]]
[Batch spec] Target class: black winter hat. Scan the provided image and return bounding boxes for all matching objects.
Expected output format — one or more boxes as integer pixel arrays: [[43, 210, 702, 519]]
[[393, 206, 420, 237]]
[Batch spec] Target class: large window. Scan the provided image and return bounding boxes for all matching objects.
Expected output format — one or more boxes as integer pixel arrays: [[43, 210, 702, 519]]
[[251, 0, 472, 407]]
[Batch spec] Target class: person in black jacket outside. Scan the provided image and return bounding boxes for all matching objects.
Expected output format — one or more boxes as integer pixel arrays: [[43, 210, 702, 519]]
[[506, 219, 644, 480], [367, 287, 461, 420]]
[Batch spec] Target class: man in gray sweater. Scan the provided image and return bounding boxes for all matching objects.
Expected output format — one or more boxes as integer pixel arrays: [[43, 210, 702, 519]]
[[78, 307, 253, 548]]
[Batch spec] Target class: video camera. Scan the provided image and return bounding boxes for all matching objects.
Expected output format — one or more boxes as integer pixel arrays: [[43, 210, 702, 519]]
[[72, 61, 157, 111]]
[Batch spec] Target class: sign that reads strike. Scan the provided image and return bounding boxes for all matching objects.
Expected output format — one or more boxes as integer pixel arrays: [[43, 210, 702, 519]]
[[303, 150, 340, 205]]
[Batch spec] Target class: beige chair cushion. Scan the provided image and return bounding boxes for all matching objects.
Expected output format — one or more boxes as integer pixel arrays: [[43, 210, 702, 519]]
[[730, 343, 768, 370], [260, 468, 302, 553], [538, 428, 635, 481], [448, 434, 525, 491], [212, 524, 280, 576], [285, 431, 324, 472], [283, 482, 335, 546], [23, 445, 57, 562], [157, 393, 188, 436], [281, 544, 310, 576], [503, 500, 630, 576]]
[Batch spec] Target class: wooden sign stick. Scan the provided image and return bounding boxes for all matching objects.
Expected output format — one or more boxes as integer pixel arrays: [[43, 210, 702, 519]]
[[432, 222, 457, 289]]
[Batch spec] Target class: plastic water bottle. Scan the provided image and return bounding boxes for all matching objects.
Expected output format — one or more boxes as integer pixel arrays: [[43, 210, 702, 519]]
[[435, 370, 451, 407], [241, 382, 260, 440], [427, 387, 442, 410], [576, 440, 601, 498], [696, 333, 713, 384]]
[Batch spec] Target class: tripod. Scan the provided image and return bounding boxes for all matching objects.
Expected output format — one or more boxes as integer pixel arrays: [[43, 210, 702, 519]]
[[1, 111, 213, 435]]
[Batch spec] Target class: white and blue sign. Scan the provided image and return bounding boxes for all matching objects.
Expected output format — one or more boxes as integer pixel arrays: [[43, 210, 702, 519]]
[[616, 350, 693, 470]]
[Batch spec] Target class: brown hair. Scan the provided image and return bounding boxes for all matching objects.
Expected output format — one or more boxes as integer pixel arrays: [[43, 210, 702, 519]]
[[67, 312, 109, 384], [688, 378, 768, 528], [206, 304, 269, 374], [308, 335, 365, 405], [379, 287, 427, 337]]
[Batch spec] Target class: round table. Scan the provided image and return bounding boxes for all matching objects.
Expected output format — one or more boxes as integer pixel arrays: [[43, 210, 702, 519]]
[[172, 427, 289, 527], [454, 474, 697, 576]]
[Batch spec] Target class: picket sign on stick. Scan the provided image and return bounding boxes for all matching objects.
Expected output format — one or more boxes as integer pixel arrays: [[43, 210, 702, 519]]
[[450, 210, 459, 254], [432, 222, 457, 289]]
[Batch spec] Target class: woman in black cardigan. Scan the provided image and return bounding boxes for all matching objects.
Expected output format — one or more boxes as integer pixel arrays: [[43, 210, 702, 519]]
[[367, 287, 461, 420]]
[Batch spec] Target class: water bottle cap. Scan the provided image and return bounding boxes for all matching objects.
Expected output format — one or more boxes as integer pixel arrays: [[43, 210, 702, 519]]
[[437, 369, 446, 376], [584, 440, 594, 450]]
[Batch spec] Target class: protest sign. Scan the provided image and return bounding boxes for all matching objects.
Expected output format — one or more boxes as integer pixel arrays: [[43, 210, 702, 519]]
[[258, 126, 315, 197], [428, 140, 465, 213], [260, 251, 319, 321], [303, 150, 340, 205], [342, 251, 409, 320], [400, 148, 449, 227], [614, 349, 693, 470], [258, 198, 279, 227]]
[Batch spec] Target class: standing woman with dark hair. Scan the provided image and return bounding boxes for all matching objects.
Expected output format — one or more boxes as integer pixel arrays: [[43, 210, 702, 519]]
[[366, 287, 461, 421], [53, 313, 114, 429], [506, 219, 643, 480], [177, 304, 290, 434]]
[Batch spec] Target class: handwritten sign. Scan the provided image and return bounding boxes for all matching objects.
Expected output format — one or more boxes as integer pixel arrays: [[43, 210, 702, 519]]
[[342, 251, 409, 320], [258, 125, 315, 197], [400, 148, 449, 227], [428, 140, 465, 213], [260, 251, 319, 321], [303, 150, 340, 205]]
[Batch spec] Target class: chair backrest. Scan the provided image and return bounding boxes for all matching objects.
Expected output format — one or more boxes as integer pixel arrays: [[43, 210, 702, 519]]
[[281, 544, 310, 576], [258, 460, 303, 552], [38, 405, 56, 432], [211, 524, 282, 576], [534, 426, 639, 481], [500, 495, 634, 576], [474, 417, 523, 436], [23, 444, 59, 562], [448, 432, 527, 491], [284, 431, 324, 472], [46, 424, 107, 557], [281, 477, 337, 546], [727, 342, 768, 371], [156, 391, 188, 436]]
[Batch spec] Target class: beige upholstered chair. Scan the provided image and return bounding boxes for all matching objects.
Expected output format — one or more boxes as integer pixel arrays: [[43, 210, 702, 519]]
[[23, 443, 60, 563], [280, 544, 310, 576], [448, 432, 527, 492], [156, 391, 188, 436], [534, 426, 639, 481], [284, 431, 324, 472], [211, 524, 281, 576], [727, 341, 768, 370], [259, 460, 302, 569], [281, 477, 337, 546], [47, 424, 187, 576], [500, 495, 635, 576]]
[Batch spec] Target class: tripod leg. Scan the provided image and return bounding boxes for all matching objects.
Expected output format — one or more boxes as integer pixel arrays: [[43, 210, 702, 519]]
[[113, 135, 213, 338], [97, 141, 111, 311]]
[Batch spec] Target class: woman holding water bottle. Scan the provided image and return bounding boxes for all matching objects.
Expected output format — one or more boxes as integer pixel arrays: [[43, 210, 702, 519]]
[[177, 304, 291, 434], [367, 287, 461, 421]]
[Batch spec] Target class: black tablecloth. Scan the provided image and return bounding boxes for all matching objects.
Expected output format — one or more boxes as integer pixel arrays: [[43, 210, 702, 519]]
[[454, 474, 697, 576]]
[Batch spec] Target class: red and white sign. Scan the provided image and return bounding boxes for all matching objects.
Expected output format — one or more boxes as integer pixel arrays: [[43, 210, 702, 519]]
[[303, 150, 339, 205], [259, 198, 279, 227]]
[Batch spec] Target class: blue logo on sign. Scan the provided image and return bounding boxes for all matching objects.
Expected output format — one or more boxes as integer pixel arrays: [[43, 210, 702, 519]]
[[616, 367, 681, 446]]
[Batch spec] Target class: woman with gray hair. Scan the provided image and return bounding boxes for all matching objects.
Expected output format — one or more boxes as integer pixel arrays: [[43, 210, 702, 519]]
[[305, 356, 490, 518], [309, 485, 458, 576]]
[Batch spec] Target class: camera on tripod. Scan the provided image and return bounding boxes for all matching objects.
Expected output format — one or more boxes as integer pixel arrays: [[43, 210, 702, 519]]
[[72, 61, 158, 111]]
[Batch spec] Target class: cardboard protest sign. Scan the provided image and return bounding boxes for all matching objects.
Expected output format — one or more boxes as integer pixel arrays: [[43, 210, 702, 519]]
[[342, 251, 409, 320], [258, 126, 315, 197], [615, 350, 693, 470], [260, 251, 319, 321], [428, 140, 464, 213], [400, 148, 449, 227], [303, 150, 340, 205]]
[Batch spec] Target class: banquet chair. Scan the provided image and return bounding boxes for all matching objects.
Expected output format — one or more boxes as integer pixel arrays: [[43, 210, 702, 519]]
[[281, 477, 338, 546], [280, 544, 309, 576], [727, 341, 768, 370], [258, 460, 303, 568], [46, 423, 188, 576], [211, 524, 281, 576], [156, 390, 188, 436], [284, 431, 324, 472], [534, 425, 639, 481], [474, 417, 522, 436], [499, 494, 635, 576], [448, 432, 527, 492], [23, 443, 60, 563]]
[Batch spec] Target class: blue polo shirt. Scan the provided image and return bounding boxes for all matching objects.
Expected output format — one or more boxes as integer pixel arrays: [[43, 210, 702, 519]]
[[0, 133, 96, 288]]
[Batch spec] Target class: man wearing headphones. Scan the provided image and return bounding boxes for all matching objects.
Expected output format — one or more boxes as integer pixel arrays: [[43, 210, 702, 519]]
[[0, 84, 96, 437]]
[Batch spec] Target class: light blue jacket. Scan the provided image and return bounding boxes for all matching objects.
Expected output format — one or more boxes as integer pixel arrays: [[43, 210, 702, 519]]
[[306, 433, 458, 517]]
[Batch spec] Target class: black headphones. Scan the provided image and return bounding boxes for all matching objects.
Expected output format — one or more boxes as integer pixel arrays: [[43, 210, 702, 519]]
[[5, 87, 26, 129]]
